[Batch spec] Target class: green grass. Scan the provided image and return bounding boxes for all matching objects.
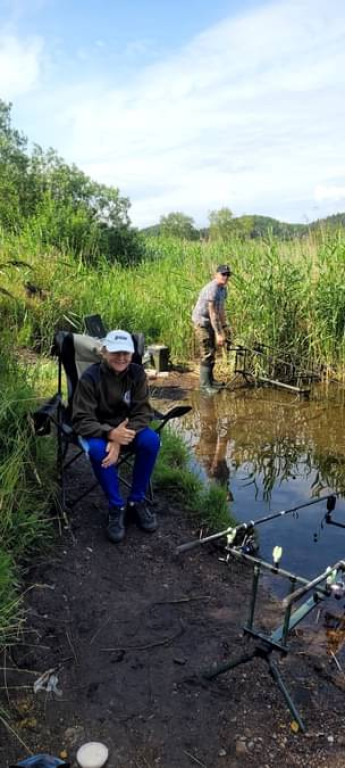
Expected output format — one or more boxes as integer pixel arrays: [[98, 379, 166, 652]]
[[154, 428, 235, 531], [2, 228, 345, 371], [0, 352, 57, 647]]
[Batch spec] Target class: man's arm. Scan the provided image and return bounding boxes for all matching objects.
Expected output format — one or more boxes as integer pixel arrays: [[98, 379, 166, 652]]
[[209, 301, 226, 346]]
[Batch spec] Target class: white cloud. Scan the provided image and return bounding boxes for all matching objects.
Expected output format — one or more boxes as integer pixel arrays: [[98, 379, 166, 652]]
[[4, 0, 345, 225], [0, 33, 43, 97], [314, 185, 345, 202]]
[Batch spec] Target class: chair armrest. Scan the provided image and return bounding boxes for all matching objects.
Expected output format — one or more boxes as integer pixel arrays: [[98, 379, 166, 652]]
[[154, 405, 192, 433]]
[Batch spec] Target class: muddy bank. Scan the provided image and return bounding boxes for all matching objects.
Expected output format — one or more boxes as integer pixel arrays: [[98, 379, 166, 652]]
[[2, 456, 345, 767]]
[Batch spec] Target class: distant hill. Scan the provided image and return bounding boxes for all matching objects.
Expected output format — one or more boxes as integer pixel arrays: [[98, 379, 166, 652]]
[[309, 212, 345, 232], [245, 215, 306, 239], [140, 212, 345, 240]]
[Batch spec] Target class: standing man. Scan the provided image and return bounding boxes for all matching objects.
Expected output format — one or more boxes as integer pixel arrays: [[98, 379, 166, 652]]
[[72, 329, 160, 544], [192, 264, 232, 393]]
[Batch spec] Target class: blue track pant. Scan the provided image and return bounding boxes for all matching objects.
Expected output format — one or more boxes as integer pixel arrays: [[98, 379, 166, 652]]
[[82, 427, 160, 508]]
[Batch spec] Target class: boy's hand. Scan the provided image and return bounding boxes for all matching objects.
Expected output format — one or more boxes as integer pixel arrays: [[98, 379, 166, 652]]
[[102, 441, 120, 468], [108, 419, 136, 446]]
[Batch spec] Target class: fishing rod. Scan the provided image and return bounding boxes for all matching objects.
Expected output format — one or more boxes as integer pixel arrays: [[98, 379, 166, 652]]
[[176, 493, 337, 555], [283, 559, 345, 609]]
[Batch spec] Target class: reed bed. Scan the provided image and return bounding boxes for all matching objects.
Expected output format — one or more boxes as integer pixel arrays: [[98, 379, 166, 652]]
[[1, 228, 345, 370]]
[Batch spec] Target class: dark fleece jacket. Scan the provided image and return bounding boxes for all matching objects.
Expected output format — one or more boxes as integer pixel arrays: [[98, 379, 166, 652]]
[[71, 361, 153, 440]]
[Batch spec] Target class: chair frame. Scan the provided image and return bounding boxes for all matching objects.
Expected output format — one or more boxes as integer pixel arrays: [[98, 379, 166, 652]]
[[34, 330, 191, 513]]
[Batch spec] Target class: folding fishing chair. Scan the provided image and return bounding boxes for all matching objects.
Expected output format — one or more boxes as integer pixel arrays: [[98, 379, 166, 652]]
[[34, 331, 191, 512], [83, 313, 107, 339]]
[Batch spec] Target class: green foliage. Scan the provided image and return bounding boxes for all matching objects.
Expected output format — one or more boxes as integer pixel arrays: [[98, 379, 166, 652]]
[[249, 215, 306, 239], [0, 101, 31, 230], [230, 214, 254, 241], [155, 427, 190, 468], [0, 547, 18, 645], [310, 212, 345, 233], [3, 227, 345, 369], [199, 482, 234, 530], [313, 236, 345, 360], [208, 210, 306, 241], [154, 428, 234, 530], [0, 100, 143, 266], [0, 350, 56, 645], [144, 212, 345, 242], [208, 207, 234, 241], [159, 212, 198, 240]]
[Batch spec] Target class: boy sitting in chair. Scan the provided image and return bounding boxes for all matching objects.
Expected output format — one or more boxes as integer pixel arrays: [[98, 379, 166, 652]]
[[72, 329, 160, 543]]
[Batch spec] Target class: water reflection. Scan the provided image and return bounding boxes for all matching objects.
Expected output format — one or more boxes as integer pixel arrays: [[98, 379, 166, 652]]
[[174, 385, 345, 579], [193, 394, 231, 495]]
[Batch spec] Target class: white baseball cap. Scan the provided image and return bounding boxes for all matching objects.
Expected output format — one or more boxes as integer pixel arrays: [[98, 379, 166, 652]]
[[101, 329, 134, 354]]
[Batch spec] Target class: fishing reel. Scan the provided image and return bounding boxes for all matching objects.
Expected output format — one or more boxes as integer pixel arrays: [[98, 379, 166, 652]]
[[225, 523, 258, 557], [330, 581, 345, 600]]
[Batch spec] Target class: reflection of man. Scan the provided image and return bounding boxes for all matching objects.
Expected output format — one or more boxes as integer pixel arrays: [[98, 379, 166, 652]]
[[194, 397, 231, 494]]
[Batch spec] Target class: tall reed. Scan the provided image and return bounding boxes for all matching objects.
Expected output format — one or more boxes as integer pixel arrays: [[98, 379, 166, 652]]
[[1, 228, 345, 369]]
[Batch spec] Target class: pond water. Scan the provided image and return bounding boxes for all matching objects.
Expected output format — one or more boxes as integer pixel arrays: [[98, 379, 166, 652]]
[[171, 383, 345, 582]]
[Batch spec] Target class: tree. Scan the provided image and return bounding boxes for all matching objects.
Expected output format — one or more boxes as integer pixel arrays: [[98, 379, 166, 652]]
[[232, 215, 254, 241], [28, 145, 137, 261], [0, 102, 144, 265], [159, 212, 198, 240], [0, 100, 32, 229], [208, 207, 234, 241]]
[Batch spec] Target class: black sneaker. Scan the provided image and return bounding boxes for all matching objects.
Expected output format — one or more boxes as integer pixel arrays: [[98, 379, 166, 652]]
[[127, 501, 158, 533], [107, 506, 126, 543]]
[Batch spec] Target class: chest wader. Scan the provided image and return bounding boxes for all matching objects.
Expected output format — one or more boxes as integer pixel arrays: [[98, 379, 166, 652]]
[[200, 362, 217, 395], [200, 363, 225, 394], [209, 362, 226, 389], [195, 324, 225, 394]]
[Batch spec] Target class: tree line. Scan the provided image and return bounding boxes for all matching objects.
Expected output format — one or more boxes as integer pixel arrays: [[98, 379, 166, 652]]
[[0, 100, 143, 265], [144, 209, 345, 242]]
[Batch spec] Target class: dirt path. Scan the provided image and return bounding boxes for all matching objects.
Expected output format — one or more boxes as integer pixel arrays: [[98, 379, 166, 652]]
[[2, 434, 345, 765]]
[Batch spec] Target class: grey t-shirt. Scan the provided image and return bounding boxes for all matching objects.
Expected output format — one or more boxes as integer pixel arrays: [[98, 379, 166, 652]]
[[192, 279, 227, 326]]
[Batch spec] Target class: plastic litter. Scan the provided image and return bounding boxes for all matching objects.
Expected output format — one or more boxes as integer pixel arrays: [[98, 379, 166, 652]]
[[12, 756, 69, 767], [76, 741, 109, 768], [33, 668, 62, 697]]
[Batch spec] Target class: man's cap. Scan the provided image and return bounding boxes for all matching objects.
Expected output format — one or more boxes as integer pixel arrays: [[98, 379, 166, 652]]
[[101, 330, 135, 354], [216, 264, 232, 275]]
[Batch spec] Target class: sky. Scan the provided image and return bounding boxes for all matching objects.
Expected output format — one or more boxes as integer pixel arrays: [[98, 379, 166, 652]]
[[1, 0, 345, 228]]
